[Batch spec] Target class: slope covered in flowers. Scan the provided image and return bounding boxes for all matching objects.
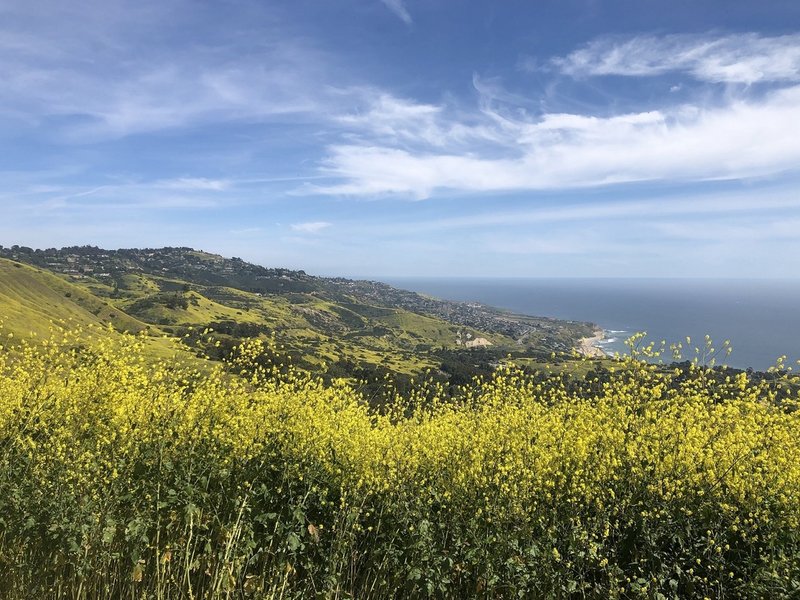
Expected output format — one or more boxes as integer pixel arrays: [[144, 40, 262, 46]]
[[0, 329, 799, 599]]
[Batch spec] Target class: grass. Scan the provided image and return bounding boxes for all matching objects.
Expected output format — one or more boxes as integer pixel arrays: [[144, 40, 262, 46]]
[[0, 259, 147, 337], [0, 259, 207, 364], [0, 255, 610, 380]]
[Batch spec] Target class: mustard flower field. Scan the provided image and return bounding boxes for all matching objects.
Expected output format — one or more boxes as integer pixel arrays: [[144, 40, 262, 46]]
[[1, 330, 799, 599]]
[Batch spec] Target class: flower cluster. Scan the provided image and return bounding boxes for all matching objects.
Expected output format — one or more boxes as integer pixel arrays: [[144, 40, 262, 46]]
[[1, 327, 798, 598]]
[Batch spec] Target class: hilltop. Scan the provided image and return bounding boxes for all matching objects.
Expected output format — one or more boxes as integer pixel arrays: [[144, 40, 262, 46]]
[[0, 245, 597, 385]]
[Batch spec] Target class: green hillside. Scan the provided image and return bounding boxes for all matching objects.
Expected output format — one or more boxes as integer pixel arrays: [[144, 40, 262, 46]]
[[0, 259, 148, 338], [0, 246, 600, 381], [0, 259, 208, 364]]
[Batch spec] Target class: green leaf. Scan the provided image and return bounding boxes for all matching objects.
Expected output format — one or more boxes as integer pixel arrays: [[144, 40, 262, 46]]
[[102, 522, 116, 545], [287, 532, 301, 552]]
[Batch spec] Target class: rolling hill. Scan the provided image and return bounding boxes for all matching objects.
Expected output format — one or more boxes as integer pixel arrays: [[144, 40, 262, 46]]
[[0, 245, 598, 381], [0, 259, 148, 337]]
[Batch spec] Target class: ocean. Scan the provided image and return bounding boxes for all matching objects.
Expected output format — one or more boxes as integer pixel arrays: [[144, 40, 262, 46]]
[[382, 278, 800, 372]]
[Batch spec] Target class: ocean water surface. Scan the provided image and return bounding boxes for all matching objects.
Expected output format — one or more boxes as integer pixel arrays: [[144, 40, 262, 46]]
[[383, 278, 800, 372]]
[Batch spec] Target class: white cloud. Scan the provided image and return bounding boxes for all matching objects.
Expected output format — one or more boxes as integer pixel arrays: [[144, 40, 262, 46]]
[[5, 5, 800, 211], [290, 221, 332, 233], [6, 59, 328, 140], [337, 94, 441, 143], [552, 33, 800, 84], [380, 0, 412, 25], [0, 1, 348, 139], [335, 91, 503, 149], [1, 177, 238, 216], [156, 178, 230, 191], [357, 186, 800, 236], [652, 217, 800, 242], [314, 84, 800, 197]]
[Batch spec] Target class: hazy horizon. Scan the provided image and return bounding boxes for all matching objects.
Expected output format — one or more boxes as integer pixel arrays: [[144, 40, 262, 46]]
[[6, 242, 800, 281], [383, 276, 800, 370]]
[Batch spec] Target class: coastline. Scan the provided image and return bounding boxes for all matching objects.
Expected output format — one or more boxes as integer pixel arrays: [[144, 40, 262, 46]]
[[578, 329, 607, 358]]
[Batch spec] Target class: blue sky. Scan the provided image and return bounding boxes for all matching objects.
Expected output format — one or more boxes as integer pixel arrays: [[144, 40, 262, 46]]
[[2, 0, 800, 277]]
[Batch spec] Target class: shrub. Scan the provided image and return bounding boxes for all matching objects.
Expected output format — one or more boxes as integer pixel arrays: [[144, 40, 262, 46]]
[[0, 329, 798, 598]]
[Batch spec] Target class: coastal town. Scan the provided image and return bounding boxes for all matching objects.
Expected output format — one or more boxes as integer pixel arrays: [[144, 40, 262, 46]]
[[0, 245, 595, 354]]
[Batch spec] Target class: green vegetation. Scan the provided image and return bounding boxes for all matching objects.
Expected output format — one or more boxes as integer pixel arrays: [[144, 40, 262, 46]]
[[0, 259, 148, 337], [5, 246, 796, 597], [0, 246, 598, 383], [0, 260, 203, 363], [1, 329, 798, 599]]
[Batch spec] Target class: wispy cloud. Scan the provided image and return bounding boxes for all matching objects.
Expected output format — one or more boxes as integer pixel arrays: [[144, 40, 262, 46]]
[[652, 217, 800, 242], [551, 33, 800, 84], [0, 1, 352, 140], [314, 84, 800, 197], [155, 178, 231, 191], [302, 33, 800, 198], [335, 91, 502, 149], [379, 0, 412, 25], [5, 58, 330, 140], [360, 186, 800, 235], [290, 221, 332, 233], [337, 93, 441, 144], [3, 177, 239, 216]]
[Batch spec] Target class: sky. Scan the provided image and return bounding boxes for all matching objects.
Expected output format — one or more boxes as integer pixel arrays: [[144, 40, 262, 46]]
[[2, 0, 800, 278]]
